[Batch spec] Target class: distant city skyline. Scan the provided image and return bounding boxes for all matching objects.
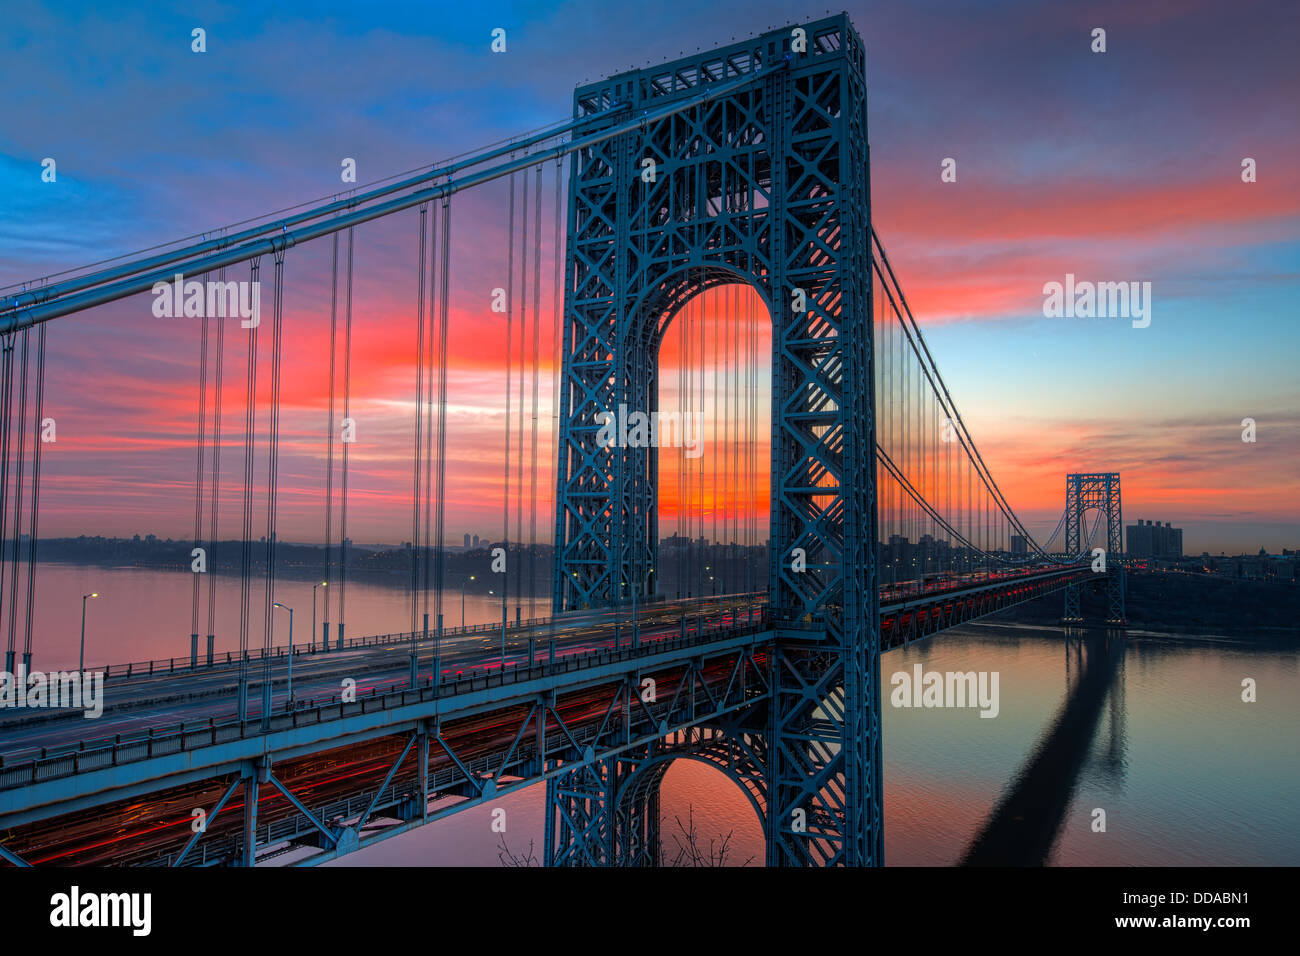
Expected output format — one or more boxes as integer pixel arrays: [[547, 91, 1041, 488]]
[[28, 526, 1294, 559]]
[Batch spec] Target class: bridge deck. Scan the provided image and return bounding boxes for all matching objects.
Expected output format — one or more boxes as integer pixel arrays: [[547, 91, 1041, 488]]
[[0, 566, 1087, 866]]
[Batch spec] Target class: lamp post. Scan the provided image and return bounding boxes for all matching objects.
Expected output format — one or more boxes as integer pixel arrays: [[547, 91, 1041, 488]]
[[312, 581, 326, 651], [462, 575, 475, 628], [79, 592, 99, 672], [273, 602, 294, 707], [490, 589, 504, 663]]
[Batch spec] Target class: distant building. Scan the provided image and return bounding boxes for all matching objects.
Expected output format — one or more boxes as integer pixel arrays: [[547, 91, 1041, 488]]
[[1010, 535, 1028, 555], [473, 534, 480, 549], [464, 533, 472, 549], [1127, 519, 1183, 559]]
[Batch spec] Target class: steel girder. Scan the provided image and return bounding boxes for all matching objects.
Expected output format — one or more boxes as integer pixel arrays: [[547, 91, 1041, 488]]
[[1063, 473, 1126, 624], [551, 16, 879, 866]]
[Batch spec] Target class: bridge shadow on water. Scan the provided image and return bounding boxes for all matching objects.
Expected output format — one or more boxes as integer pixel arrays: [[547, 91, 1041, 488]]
[[961, 628, 1126, 866]]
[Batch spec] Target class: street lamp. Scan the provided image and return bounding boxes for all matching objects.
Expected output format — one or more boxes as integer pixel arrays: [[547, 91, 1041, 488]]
[[462, 575, 475, 628], [489, 589, 505, 662], [312, 581, 327, 651], [79, 592, 99, 672], [273, 602, 295, 707]]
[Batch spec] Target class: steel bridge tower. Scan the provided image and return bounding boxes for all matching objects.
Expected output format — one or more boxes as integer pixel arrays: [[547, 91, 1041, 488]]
[[547, 16, 879, 866], [1063, 472, 1126, 625]]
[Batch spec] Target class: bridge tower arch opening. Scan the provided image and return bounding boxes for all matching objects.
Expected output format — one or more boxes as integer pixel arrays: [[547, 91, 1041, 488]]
[[611, 728, 769, 867], [548, 15, 882, 866], [653, 276, 771, 603]]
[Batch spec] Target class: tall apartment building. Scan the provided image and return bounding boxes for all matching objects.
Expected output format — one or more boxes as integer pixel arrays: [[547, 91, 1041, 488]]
[[1127, 519, 1183, 559]]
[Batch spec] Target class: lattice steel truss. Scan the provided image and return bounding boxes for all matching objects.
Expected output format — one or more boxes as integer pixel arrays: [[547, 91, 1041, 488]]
[[551, 15, 881, 865], [1063, 472, 1126, 624]]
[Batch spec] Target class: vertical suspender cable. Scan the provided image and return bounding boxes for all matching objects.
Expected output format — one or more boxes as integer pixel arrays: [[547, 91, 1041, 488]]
[[423, 198, 438, 634], [205, 266, 226, 664], [322, 237, 338, 651], [528, 164, 543, 618], [550, 156, 563, 642], [432, 197, 451, 638], [754, 287, 760, 594], [721, 286, 730, 593], [261, 249, 286, 720], [412, 205, 428, 635], [6, 331, 29, 668], [338, 229, 354, 650], [0, 335, 10, 670], [681, 281, 689, 601], [696, 273, 705, 606], [743, 288, 751, 595], [237, 258, 260, 721], [710, 285, 718, 582], [727, 283, 736, 592], [681, 299, 691, 598], [502, 172, 514, 649], [734, 283, 742, 593], [515, 172, 528, 624], [0, 337, 13, 670], [22, 323, 45, 670], [190, 279, 210, 665]]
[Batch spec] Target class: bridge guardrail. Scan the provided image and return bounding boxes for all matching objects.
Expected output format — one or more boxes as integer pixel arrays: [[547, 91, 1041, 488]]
[[85, 617, 554, 682], [61, 591, 766, 682]]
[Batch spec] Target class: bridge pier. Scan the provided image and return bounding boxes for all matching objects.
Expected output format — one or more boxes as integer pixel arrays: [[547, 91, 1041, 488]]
[[544, 758, 618, 866], [545, 725, 769, 867]]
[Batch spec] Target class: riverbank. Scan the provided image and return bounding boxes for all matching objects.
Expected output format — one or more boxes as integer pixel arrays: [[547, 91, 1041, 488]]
[[988, 570, 1299, 638]]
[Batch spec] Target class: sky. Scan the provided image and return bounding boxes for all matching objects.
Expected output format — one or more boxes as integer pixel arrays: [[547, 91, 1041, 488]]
[[1, 0, 1297, 555]]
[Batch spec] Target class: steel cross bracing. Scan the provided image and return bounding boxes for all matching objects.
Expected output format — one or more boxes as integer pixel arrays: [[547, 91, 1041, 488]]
[[550, 15, 880, 866], [1062, 472, 1126, 624]]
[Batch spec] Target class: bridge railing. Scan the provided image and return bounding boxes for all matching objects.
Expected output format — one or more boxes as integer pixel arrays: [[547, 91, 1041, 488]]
[[0, 609, 773, 793], [81, 615, 555, 682], [70, 592, 765, 682]]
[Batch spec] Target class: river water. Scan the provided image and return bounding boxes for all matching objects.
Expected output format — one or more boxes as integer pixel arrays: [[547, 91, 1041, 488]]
[[10, 563, 1297, 866]]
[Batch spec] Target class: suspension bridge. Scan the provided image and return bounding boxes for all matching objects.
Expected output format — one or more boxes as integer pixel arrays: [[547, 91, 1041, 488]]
[[0, 15, 1124, 867]]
